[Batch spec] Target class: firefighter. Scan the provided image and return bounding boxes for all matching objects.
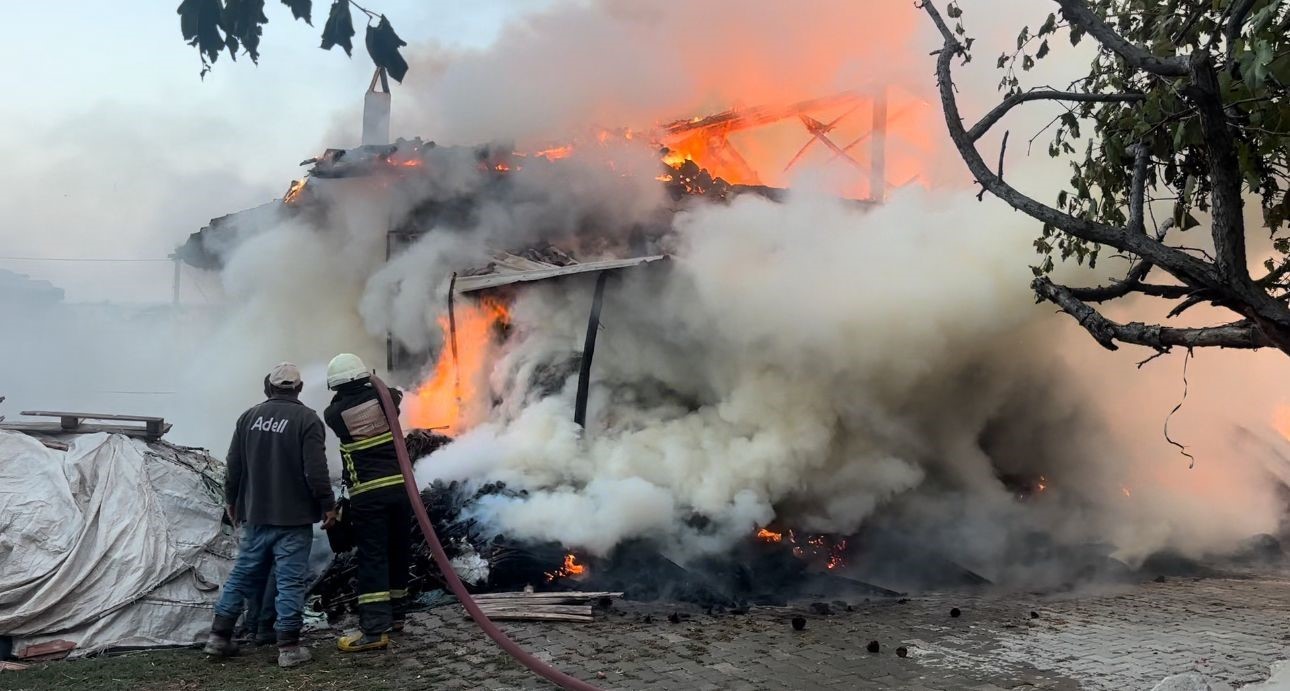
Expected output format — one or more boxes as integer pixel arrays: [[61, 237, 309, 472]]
[[323, 353, 412, 652]]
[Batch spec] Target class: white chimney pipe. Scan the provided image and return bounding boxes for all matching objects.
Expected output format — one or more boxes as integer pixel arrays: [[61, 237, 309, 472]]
[[362, 68, 391, 146]]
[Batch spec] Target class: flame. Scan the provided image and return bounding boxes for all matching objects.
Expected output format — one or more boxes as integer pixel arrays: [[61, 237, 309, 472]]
[[533, 145, 574, 161], [544, 553, 588, 582], [1122, 486, 1132, 498], [756, 528, 783, 543], [826, 539, 848, 570], [493, 162, 512, 172], [283, 178, 306, 205], [1036, 475, 1048, 493], [405, 297, 511, 435]]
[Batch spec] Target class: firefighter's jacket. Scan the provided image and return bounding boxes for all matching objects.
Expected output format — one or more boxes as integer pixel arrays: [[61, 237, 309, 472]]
[[323, 380, 404, 496]]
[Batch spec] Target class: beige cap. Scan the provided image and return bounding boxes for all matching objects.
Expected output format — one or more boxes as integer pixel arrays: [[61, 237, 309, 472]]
[[267, 362, 303, 387]]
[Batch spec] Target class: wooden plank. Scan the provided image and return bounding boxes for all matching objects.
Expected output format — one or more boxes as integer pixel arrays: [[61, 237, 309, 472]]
[[477, 605, 593, 615], [471, 591, 621, 601], [0, 422, 172, 440], [20, 410, 166, 423], [477, 597, 589, 606], [473, 612, 593, 623]]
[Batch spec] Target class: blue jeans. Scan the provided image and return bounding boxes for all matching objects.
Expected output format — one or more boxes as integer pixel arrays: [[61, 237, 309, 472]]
[[214, 525, 312, 638]]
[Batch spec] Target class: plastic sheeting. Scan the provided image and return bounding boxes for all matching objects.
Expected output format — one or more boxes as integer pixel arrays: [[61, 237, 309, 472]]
[[0, 431, 234, 657]]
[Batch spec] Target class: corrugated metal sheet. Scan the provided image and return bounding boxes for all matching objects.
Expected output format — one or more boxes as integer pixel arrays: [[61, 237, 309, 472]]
[[454, 255, 668, 294]]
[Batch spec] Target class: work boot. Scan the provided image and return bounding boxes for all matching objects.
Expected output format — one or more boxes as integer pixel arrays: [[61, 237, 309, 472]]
[[391, 617, 406, 633], [337, 631, 389, 653], [202, 632, 239, 657], [277, 645, 313, 668], [254, 630, 276, 647], [204, 615, 239, 657]]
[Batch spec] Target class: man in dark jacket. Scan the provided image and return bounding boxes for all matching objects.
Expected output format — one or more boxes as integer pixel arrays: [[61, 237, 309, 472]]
[[204, 362, 336, 668], [323, 353, 411, 653]]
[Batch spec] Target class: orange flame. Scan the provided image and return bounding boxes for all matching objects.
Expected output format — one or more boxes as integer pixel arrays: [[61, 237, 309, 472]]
[[756, 528, 783, 543], [533, 145, 574, 161], [405, 297, 510, 435], [544, 553, 588, 582], [283, 178, 306, 205]]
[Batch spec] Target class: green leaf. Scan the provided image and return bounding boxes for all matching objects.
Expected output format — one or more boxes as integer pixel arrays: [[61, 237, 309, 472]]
[[365, 15, 409, 82], [320, 0, 354, 56], [177, 0, 225, 71], [1036, 39, 1050, 59], [1039, 13, 1057, 36], [220, 0, 269, 63], [281, 0, 311, 24]]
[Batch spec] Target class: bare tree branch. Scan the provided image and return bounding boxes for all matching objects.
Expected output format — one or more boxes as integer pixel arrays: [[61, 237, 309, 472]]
[[1226, 0, 1259, 64], [922, 0, 1221, 292], [1128, 144, 1149, 235], [1034, 277, 1270, 350], [1055, 0, 1190, 76], [968, 90, 1145, 142], [1184, 52, 1249, 281]]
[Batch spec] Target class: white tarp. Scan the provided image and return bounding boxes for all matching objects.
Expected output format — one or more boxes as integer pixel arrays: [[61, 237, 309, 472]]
[[0, 430, 234, 657]]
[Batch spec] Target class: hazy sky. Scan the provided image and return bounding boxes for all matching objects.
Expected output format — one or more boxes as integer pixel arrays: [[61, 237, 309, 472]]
[[0, 1, 554, 302]]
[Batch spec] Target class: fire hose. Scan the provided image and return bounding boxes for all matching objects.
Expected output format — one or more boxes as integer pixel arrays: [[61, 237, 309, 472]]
[[370, 374, 605, 691]]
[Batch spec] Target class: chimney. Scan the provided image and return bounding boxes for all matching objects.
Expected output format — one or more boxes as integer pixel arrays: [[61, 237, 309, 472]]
[[362, 68, 391, 146]]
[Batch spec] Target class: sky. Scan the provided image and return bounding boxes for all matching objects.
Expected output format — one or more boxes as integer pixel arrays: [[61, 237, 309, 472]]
[[0, 0, 555, 303]]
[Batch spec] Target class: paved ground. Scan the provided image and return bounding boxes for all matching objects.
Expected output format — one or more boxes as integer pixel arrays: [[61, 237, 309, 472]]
[[8, 570, 1290, 690]]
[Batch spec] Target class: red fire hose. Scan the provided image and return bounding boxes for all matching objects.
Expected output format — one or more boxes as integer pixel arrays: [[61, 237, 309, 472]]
[[370, 375, 605, 691]]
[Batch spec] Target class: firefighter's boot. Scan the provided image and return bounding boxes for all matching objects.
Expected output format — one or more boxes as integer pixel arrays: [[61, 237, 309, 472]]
[[337, 631, 389, 653]]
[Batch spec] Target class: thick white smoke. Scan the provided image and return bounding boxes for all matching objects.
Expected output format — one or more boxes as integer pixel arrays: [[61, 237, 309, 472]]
[[5, 0, 1287, 588]]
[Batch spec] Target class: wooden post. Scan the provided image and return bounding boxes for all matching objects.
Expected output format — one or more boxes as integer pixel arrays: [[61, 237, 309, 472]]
[[573, 272, 609, 429], [870, 87, 888, 203]]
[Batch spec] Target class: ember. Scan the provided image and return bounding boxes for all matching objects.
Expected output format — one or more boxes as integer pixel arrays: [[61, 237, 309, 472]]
[[756, 528, 783, 543], [545, 553, 588, 583]]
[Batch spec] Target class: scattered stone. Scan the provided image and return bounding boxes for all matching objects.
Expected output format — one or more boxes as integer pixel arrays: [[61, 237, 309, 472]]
[[866, 640, 880, 653], [642, 615, 653, 624], [596, 671, 607, 679], [1030, 611, 1040, 619], [950, 607, 962, 618], [1154, 575, 1168, 583], [896, 646, 909, 658], [809, 602, 832, 616], [791, 616, 806, 631]]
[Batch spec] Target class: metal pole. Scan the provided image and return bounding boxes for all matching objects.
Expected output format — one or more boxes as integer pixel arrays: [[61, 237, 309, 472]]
[[870, 87, 888, 203], [573, 272, 609, 429], [171, 257, 181, 306]]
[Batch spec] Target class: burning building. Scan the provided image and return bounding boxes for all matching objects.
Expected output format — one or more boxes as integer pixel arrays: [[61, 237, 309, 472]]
[[169, 0, 1289, 606]]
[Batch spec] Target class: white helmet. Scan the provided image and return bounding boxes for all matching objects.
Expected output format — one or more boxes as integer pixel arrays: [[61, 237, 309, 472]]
[[326, 353, 370, 390]]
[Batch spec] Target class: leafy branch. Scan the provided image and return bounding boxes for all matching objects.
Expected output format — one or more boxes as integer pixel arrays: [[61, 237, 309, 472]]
[[178, 0, 408, 81]]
